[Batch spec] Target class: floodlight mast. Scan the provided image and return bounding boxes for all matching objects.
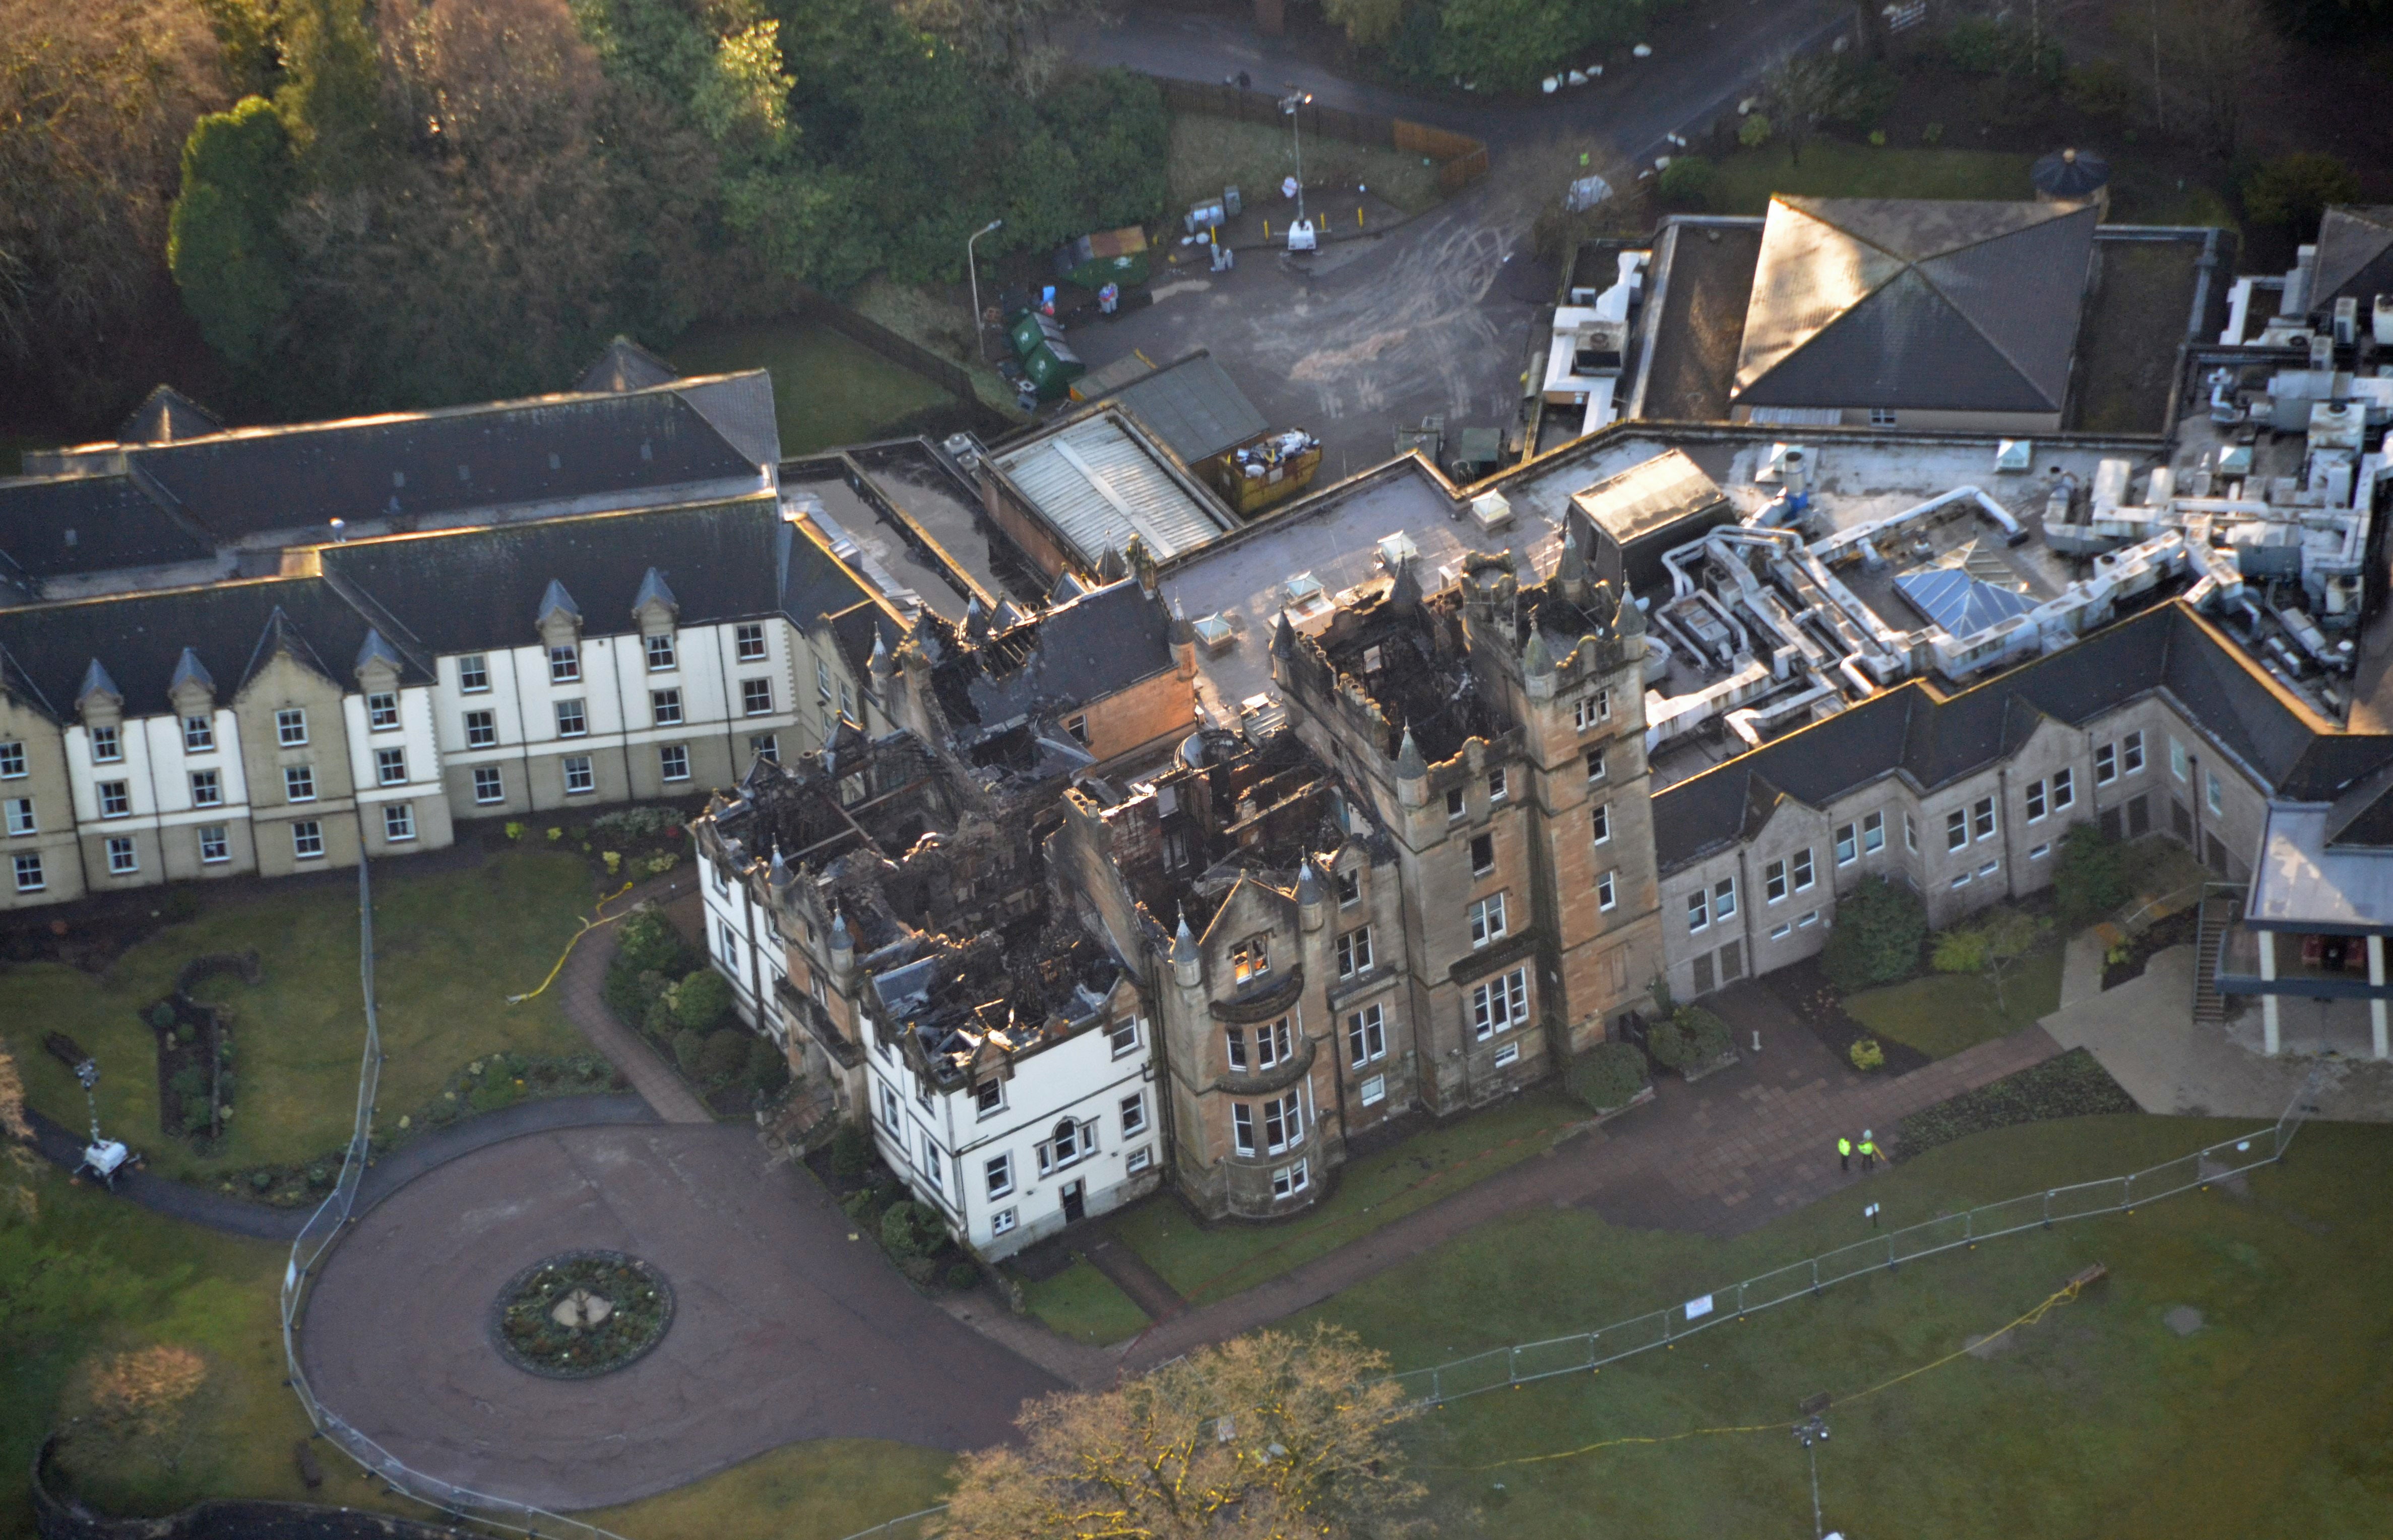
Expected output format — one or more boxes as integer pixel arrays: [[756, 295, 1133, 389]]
[[1279, 87, 1314, 225]]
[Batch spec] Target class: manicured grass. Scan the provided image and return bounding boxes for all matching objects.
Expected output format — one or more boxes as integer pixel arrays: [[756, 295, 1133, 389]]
[[580, 1438, 956, 1539], [1107, 1087, 1585, 1305], [1020, 1259, 1151, 1347], [1, 851, 600, 1181], [1168, 114, 1444, 217], [1302, 1115, 2393, 1539], [669, 318, 959, 456], [1843, 941, 2066, 1059], [2, 1171, 419, 1534], [1705, 141, 2037, 215]]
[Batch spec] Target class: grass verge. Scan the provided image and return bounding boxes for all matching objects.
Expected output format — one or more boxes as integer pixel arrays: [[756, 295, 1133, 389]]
[[668, 317, 960, 455], [1302, 1115, 2393, 1539], [1020, 1259, 1152, 1347], [579, 1438, 955, 1540], [1167, 114, 1443, 217], [1705, 141, 2035, 214], [1843, 940, 2066, 1059], [1105, 1087, 1583, 1306], [2, 850, 600, 1183]]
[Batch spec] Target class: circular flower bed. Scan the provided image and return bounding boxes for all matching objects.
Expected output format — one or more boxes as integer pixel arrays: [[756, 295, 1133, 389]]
[[491, 1251, 674, 1378]]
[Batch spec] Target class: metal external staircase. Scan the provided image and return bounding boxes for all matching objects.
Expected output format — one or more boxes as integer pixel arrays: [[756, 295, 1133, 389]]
[[2191, 884, 2243, 1025]]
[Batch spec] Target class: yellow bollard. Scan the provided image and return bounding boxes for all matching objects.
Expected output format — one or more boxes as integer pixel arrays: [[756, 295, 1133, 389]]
[[1358, 207, 1365, 228], [1264, 219, 1271, 239]]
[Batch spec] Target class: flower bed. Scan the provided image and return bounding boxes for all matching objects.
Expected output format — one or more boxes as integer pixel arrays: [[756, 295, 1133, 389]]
[[492, 1251, 674, 1378], [1894, 1048, 2140, 1159]]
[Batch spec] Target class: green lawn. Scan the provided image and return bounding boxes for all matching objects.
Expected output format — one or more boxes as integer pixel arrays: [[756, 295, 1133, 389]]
[[1107, 1087, 1585, 1306], [1302, 1115, 2393, 1539], [2, 851, 601, 1182], [1706, 141, 2037, 214], [582, 1438, 955, 1539], [1843, 941, 2067, 1059], [668, 318, 960, 456], [1168, 114, 1444, 217], [1020, 1259, 1152, 1347]]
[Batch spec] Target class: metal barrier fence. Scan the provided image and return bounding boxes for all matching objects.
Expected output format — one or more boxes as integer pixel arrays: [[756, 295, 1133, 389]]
[[1152, 78, 1491, 193], [833, 1505, 949, 1540], [1380, 1087, 2315, 1406], [277, 859, 632, 1540]]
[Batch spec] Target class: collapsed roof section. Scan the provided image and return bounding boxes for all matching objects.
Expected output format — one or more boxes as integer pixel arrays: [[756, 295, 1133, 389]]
[[869, 922, 1133, 1091]]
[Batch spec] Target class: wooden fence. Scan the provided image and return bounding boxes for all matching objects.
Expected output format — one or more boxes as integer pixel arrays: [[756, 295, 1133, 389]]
[[1154, 79, 1490, 194]]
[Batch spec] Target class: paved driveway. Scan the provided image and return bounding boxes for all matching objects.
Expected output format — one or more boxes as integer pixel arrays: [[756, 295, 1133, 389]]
[[301, 1125, 1059, 1511]]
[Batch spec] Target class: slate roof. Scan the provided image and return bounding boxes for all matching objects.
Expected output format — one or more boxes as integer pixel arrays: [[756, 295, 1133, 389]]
[[0, 474, 214, 581], [1731, 198, 2098, 413], [2312, 206, 2393, 311], [0, 577, 413, 722], [1650, 604, 2393, 873], [1080, 351, 1269, 466], [35, 379, 769, 545], [579, 337, 679, 394], [932, 577, 1174, 732], [315, 494, 866, 663], [116, 384, 223, 444]]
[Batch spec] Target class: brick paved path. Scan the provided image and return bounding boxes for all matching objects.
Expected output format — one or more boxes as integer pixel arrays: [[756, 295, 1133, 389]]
[[1087, 1235, 1190, 1321], [555, 871, 713, 1123], [1119, 983, 2060, 1370]]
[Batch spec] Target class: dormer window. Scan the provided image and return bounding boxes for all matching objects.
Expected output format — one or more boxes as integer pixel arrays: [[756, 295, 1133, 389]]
[[367, 692, 400, 730], [183, 716, 214, 752], [91, 726, 122, 762], [1232, 935, 1271, 984], [646, 633, 677, 671], [548, 644, 580, 682]]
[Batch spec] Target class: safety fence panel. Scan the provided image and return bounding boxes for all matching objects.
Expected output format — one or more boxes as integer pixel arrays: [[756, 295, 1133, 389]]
[[2045, 1176, 2131, 1226], [1891, 1211, 1972, 1266], [1153, 78, 1490, 193]]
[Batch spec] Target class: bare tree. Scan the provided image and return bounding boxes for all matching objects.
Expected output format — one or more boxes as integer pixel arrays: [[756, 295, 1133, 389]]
[[1763, 52, 1862, 168], [943, 1326, 1427, 1540], [2133, 0, 2285, 157]]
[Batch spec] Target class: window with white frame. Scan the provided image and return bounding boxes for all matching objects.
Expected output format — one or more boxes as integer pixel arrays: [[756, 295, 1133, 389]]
[[1800, 909, 1819, 928], [1945, 809, 1968, 851], [1233, 1102, 1255, 1154], [384, 802, 416, 842], [190, 769, 221, 807], [660, 743, 690, 782], [1586, 747, 1606, 784], [548, 644, 580, 683], [555, 698, 587, 737], [1446, 787, 1466, 820], [473, 765, 504, 803], [2170, 737, 2188, 781], [4, 798, 32, 836], [1127, 1146, 1154, 1174], [990, 1207, 1018, 1235], [2026, 779, 2047, 821], [14, 852, 44, 891], [651, 688, 683, 726], [1686, 887, 1709, 931], [749, 734, 778, 762], [99, 780, 131, 817], [1869, 407, 1900, 426], [1591, 801, 1611, 846], [91, 725, 122, 762], [1862, 809, 1885, 853], [1110, 1017, 1141, 1057], [1337, 926, 1372, 978], [2207, 772, 2224, 816], [1597, 870, 1616, 910], [1973, 796, 1996, 842], [465, 709, 497, 748], [1335, 867, 1361, 906], [1765, 857, 1787, 902], [985, 1152, 1014, 1197], [198, 825, 228, 863], [2051, 767, 2073, 811], [1260, 1092, 1302, 1153], [1905, 811, 1917, 851], [1254, 1017, 1294, 1069], [646, 632, 677, 671], [920, 1132, 944, 1191], [2030, 842, 2051, 860], [1978, 858, 1999, 877], [376, 747, 407, 786], [879, 1083, 902, 1131], [2122, 731, 2144, 775], [1348, 1003, 1387, 1067], [1037, 1117, 1094, 1174], [1771, 921, 1792, 939], [1835, 823, 1856, 864], [1120, 1092, 1147, 1137], [284, 765, 316, 802], [106, 837, 137, 874], [1468, 891, 1507, 946], [1360, 1073, 1387, 1106], [1575, 689, 1612, 730], [1494, 1042, 1521, 1067], [736, 622, 768, 662], [1272, 1160, 1309, 1198], [1713, 876, 1737, 920], [271, 708, 305, 746], [292, 820, 325, 859], [1793, 848, 1815, 890], [1470, 832, 1495, 875], [367, 692, 400, 730], [717, 920, 739, 969], [975, 1078, 1004, 1117], [1487, 767, 1508, 803], [1231, 935, 1270, 983], [742, 678, 775, 716], [1471, 966, 1530, 1039], [457, 654, 490, 691], [562, 755, 594, 794], [815, 658, 833, 700], [0, 742, 22, 777], [183, 715, 215, 751], [2095, 741, 2116, 784]]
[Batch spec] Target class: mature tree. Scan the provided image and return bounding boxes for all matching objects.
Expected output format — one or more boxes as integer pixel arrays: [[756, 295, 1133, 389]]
[[1, 1038, 37, 1223], [168, 95, 295, 366], [2243, 153, 2362, 240], [1821, 875, 1927, 991], [0, 0, 229, 418], [1764, 51, 1863, 167], [1323, 0, 1410, 49], [2138, 0, 2284, 157], [944, 1326, 1426, 1540]]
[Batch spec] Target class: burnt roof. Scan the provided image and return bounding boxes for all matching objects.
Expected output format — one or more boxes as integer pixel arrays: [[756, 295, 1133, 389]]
[[1651, 603, 2393, 873], [0, 474, 214, 581], [932, 577, 1173, 734]]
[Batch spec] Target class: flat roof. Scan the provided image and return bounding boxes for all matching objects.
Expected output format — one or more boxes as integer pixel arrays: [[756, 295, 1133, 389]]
[[1571, 447, 1727, 546], [2249, 804, 2393, 933], [993, 411, 1233, 568]]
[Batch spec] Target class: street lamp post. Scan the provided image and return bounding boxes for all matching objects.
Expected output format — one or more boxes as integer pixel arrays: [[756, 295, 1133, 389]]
[[1279, 87, 1313, 226], [967, 219, 1003, 363]]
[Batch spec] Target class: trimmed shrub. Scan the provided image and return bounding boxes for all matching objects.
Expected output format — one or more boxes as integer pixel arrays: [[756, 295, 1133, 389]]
[[673, 969, 735, 1034], [2053, 823, 2128, 928], [1849, 1037, 1886, 1072], [672, 1030, 708, 1077], [1648, 1006, 1732, 1072], [1738, 112, 1772, 149], [2243, 152, 2360, 239], [745, 1037, 791, 1094], [698, 1029, 751, 1083], [880, 1201, 937, 1260], [169, 1066, 209, 1101], [1932, 928, 1992, 974], [148, 1002, 177, 1031], [614, 908, 695, 979], [840, 1187, 875, 1220], [1565, 1041, 1650, 1112], [944, 1261, 982, 1291], [1657, 156, 1717, 210], [831, 1121, 872, 1178], [1821, 876, 1927, 991], [591, 806, 684, 841]]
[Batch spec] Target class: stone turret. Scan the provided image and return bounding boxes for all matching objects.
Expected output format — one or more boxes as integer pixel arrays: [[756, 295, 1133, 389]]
[[1171, 598, 1198, 681], [1171, 906, 1202, 988], [829, 909, 854, 984], [1395, 726, 1427, 808], [1297, 855, 1328, 933]]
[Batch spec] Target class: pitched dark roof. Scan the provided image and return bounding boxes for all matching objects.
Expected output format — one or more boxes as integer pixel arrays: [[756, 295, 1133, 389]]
[[0, 474, 214, 581], [1079, 351, 1268, 465], [2312, 206, 2393, 310], [1651, 604, 2393, 873], [1732, 198, 2097, 413], [314, 495, 873, 661], [37, 382, 767, 545], [933, 577, 1174, 731], [116, 384, 223, 444], [579, 337, 679, 394], [0, 577, 413, 722]]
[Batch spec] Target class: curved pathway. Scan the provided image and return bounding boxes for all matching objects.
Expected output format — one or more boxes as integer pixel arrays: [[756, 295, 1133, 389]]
[[300, 1123, 1058, 1510]]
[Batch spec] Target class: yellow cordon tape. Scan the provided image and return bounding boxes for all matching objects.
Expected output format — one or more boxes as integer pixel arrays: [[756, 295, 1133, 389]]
[[1436, 1279, 2089, 1471], [507, 881, 637, 1005]]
